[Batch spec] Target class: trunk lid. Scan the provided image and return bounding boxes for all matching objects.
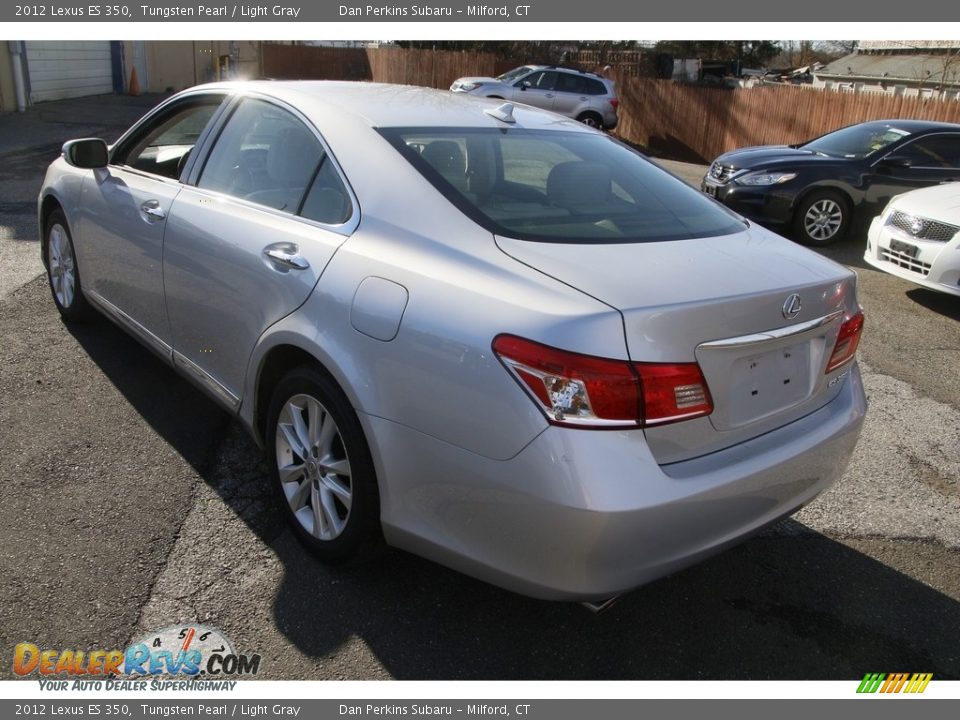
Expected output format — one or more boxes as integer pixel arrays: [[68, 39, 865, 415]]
[[496, 225, 859, 463]]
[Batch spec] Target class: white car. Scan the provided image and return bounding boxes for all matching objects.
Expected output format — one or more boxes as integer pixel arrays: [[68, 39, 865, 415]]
[[865, 183, 960, 297]]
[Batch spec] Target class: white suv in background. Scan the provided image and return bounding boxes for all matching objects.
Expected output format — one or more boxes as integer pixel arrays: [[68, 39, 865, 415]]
[[451, 65, 619, 130]]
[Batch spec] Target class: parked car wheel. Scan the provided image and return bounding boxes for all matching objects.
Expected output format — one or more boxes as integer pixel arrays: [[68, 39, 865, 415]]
[[577, 111, 603, 129], [794, 191, 850, 246], [267, 365, 382, 563], [44, 209, 93, 321]]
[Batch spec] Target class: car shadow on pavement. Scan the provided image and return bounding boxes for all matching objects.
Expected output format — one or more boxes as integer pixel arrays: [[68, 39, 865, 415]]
[[64, 315, 232, 477], [906, 288, 960, 321], [64, 296, 960, 681], [265, 524, 960, 680]]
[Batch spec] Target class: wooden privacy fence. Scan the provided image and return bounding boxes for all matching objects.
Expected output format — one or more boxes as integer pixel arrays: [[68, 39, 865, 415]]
[[613, 76, 960, 163], [262, 44, 512, 89], [366, 47, 514, 88], [262, 45, 960, 164]]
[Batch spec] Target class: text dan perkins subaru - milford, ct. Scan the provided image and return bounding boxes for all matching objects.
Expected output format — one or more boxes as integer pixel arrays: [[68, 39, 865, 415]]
[[338, 5, 526, 16], [40, 81, 866, 604]]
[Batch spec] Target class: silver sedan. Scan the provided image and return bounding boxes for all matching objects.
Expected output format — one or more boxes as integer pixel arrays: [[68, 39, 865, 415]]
[[39, 81, 867, 602]]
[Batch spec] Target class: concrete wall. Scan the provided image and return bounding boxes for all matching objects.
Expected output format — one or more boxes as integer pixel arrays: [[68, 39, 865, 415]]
[[124, 41, 262, 93], [0, 47, 17, 113]]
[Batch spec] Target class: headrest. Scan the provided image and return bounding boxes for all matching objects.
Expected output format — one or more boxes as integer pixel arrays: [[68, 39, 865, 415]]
[[547, 161, 613, 207]]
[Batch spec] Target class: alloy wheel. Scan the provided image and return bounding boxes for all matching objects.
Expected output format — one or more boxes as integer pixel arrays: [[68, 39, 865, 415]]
[[803, 198, 843, 242], [275, 394, 353, 541], [48, 223, 76, 308]]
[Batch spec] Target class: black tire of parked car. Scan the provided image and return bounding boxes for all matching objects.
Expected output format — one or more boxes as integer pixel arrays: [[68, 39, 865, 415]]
[[576, 111, 603, 129], [44, 209, 94, 322], [792, 190, 852, 247], [266, 364, 383, 564]]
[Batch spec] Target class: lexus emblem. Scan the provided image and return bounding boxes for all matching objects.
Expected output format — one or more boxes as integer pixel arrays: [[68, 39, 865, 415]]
[[782, 293, 802, 319]]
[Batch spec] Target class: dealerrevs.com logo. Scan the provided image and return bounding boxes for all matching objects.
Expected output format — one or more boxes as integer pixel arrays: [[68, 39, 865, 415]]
[[14, 625, 261, 688]]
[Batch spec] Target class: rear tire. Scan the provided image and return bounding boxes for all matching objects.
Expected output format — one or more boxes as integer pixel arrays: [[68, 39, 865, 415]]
[[44, 209, 93, 322], [266, 365, 382, 563], [576, 112, 603, 129], [793, 191, 850, 246]]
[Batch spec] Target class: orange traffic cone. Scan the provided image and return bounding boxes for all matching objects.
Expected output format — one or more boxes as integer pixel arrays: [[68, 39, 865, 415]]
[[128, 67, 141, 96]]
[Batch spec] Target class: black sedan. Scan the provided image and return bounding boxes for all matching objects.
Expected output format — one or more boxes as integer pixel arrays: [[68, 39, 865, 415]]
[[702, 119, 960, 245]]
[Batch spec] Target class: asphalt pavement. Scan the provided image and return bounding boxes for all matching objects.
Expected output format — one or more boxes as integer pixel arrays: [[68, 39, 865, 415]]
[[0, 96, 957, 680]]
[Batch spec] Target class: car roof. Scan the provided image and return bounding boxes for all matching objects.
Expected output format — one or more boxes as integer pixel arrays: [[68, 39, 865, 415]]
[[193, 80, 597, 132], [856, 118, 960, 133]]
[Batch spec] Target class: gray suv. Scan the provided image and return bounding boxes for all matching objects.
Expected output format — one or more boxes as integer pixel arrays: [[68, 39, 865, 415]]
[[450, 65, 619, 130]]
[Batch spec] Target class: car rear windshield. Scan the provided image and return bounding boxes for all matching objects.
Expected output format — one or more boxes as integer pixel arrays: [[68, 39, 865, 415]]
[[379, 127, 745, 243], [802, 123, 911, 159]]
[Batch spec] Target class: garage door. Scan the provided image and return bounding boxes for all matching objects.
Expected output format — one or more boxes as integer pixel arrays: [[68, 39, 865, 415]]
[[25, 41, 114, 103]]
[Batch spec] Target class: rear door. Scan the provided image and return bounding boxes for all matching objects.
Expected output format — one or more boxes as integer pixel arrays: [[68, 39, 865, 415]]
[[551, 72, 589, 117], [868, 133, 960, 213], [511, 71, 558, 112], [162, 96, 357, 408]]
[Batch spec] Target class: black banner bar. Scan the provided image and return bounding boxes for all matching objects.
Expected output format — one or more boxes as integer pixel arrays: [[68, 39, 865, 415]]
[[3, 1, 960, 22]]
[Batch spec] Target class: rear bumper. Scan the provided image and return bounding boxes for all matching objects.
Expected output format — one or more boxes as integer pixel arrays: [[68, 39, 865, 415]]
[[364, 363, 867, 601], [865, 215, 960, 297]]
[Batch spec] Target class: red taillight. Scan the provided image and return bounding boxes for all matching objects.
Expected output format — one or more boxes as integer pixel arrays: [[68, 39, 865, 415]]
[[634, 362, 714, 426], [492, 335, 639, 427], [825, 311, 864, 374], [609, 98, 619, 110], [492, 335, 713, 429]]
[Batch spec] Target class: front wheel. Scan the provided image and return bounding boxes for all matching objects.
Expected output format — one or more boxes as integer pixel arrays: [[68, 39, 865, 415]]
[[45, 209, 93, 321], [793, 191, 850, 246], [267, 365, 382, 563]]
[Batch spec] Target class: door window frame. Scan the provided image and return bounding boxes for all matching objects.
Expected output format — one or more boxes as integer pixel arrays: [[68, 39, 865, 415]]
[[182, 91, 360, 236], [107, 90, 231, 185], [873, 132, 960, 170]]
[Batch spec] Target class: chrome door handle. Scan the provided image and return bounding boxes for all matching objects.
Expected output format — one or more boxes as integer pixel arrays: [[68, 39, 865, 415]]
[[140, 200, 166, 220], [545, 93, 554, 98], [263, 243, 310, 271]]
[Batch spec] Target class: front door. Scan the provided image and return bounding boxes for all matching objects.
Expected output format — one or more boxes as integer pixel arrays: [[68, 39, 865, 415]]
[[76, 94, 225, 348]]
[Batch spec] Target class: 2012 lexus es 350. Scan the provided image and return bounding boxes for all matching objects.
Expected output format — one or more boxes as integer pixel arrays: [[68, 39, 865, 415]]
[[39, 82, 867, 602]]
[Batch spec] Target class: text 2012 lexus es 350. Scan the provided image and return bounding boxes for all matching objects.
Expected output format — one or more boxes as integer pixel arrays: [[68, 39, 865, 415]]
[[39, 82, 866, 602]]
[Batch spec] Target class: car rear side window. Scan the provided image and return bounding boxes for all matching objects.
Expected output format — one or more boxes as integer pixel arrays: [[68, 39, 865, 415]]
[[198, 98, 325, 215], [300, 157, 353, 225], [897, 134, 960, 168], [554, 74, 607, 96], [381, 127, 744, 243]]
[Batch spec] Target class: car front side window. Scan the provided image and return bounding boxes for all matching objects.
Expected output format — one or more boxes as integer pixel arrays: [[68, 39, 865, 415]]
[[113, 97, 224, 181]]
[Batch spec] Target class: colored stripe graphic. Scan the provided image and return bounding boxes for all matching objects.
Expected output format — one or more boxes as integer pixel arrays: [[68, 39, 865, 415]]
[[857, 673, 885, 693], [857, 672, 932, 694]]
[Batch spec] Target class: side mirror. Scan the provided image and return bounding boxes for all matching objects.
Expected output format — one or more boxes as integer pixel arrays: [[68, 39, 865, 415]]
[[878, 155, 912, 170], [519, 81, 530, 91], [62, 138, 108, 169]]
